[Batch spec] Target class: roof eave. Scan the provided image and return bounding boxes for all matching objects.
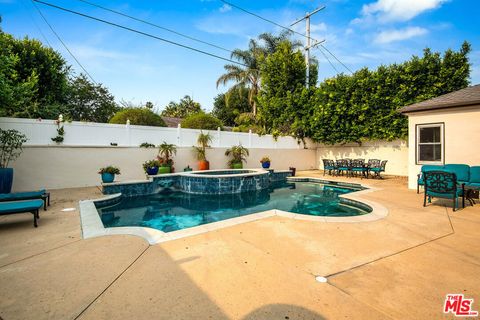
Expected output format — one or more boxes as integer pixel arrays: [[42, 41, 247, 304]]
[[399, 99, 480, 114]]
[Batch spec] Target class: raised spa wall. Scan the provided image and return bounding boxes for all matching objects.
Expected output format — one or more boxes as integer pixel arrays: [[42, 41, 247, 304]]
[[102, 170, 293, 197]]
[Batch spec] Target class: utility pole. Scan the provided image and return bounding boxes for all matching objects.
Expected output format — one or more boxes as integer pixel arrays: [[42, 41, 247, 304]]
[[291, 5, 325, 88]]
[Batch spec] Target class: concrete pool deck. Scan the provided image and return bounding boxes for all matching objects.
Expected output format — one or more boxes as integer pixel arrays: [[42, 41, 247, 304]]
[[0, 170, 479, 319]]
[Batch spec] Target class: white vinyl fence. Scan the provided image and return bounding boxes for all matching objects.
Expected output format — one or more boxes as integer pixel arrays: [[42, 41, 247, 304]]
[[0, 117, 315, 149]]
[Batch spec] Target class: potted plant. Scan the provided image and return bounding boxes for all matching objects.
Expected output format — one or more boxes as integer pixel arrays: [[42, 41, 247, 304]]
[[225, 145, 249, 169], [194, 131, 212, 170], [98, 166, 120, 183], [0, 129, 28, 193], [158, 142, 177, 173], [157, 159, 172, 174], [143, 159, 161, 175], [260, 156, 271, 169]]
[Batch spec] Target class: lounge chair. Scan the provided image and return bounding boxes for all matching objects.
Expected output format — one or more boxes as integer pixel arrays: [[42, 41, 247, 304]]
[[423, 171, 464, 211], [0, 199, 44, 227], [0, 190, 50, 210]]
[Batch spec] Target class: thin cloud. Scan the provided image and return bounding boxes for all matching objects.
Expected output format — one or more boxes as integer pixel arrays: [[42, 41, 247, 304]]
[[360, 0, 448, 23], [219, 4, 232, 13], [374, 26, 428, 44]]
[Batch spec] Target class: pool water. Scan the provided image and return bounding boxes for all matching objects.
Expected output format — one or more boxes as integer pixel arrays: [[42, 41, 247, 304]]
[[98, 181, 369, 233]]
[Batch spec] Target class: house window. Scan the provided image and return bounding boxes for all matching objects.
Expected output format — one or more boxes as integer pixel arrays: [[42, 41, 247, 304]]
[[416, 123, 444, 164]]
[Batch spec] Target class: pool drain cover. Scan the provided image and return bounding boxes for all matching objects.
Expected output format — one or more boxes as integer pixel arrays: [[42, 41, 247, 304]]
[[315, 276, 328, 283]]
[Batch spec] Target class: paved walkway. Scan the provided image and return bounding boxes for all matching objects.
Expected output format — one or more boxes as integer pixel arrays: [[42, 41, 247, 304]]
[[0, 171, 478, 319]]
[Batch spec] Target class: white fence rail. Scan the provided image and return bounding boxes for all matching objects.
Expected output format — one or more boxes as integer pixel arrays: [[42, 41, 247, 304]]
[[0, 117, 315, 149]]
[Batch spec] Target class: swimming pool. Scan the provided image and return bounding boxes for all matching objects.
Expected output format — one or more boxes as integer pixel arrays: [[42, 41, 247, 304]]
[[97, 181, 371, 233]]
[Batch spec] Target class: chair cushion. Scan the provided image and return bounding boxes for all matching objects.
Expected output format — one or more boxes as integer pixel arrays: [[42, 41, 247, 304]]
[[427, 189, 463, 198], [465, 182, 480, 188], [421, 165, 444, 172], [444, 164, 470, 182], [469, 166, 480, 183], [0, 190, 46, 202], [0, 200, 44, 214], [418, 178, 424, 185]]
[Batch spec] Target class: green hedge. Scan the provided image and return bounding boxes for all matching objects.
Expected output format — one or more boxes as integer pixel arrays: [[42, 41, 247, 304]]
[[257, 41, 471, 144], [181, 113, 223, 130], [109, 108, 166, 127]]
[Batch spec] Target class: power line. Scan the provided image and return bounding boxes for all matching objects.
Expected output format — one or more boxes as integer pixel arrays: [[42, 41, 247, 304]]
[[317, 47, 339, 74], [222, 0, 353, 74], [31, 0, 97, 83], [33, 0, 250, 68], [319, 44, 354, 74], [220, 0, 324, 45], [21, 0, 52, 47], [75, 0, 233, 54]]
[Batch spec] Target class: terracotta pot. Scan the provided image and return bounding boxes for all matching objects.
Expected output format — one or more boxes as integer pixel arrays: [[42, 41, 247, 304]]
[[198, 160, 210, 170]]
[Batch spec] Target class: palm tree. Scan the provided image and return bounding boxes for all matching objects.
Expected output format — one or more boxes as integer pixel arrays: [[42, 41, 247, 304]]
[[225, 145, 249, 168], [258, 31, 303, 54], [216, 39, 262, 116], [217, 32, 303, 116]]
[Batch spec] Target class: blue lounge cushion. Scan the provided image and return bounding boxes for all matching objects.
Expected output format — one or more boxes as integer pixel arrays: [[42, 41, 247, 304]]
[[0, 190, 46, 202], [418, 165, 444, 186], [444, 164, 470, 182], [469, 166, 480, 183], [466, 182, 480, 188], [0, 200, 44, 214], [421, 165, 444, 172]]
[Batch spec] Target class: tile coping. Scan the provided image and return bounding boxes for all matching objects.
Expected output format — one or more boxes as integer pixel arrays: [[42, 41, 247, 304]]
[[102, 168, 290, 186], [79, 177, 388, 245]]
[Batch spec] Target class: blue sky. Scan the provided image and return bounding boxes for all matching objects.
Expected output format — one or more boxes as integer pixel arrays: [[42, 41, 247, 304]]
[[1, 0, 479, 111]]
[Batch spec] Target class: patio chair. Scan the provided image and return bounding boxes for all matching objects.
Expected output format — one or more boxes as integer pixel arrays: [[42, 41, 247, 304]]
[[336, 159, 350, 176], [322, 159, 336, 176], [423, 171, 464, 211], [0, 199, 44, 227], [369, 160, 388, 179], [0, 189, 50, 211], [417, 165, 444, 194], [350, 159, 366, 178]]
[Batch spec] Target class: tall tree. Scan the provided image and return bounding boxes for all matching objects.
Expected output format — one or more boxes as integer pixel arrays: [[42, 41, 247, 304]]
[[216, 39, 262, 115], [161, 95, 202, 118], [257, 41, 316, 141], [65, 74, 119, 123], [258, 30, 303, 54], [0, 31, 69, 118], [212, 86, 250, 126]]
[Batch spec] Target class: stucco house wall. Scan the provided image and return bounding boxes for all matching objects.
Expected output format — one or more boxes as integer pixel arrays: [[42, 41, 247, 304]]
[[406, 105, 480, 189]]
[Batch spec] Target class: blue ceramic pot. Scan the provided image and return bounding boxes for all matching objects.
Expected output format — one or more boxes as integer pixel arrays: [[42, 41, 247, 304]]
[[101, 172, 115, 183], [146, 166, 159, 175], [0, 168, 13, 193], [261, 161, 271, 169]]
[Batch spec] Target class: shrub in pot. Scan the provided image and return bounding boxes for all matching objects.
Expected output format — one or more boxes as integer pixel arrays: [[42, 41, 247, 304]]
[[98, 166, 121, 183], [158, 142, 177, 173], [143, 159, 161, 175], [194, 131, 212, 170], [260, 156, 271, 169], [0, 129, 28, 193], [225, 145, 249, 169]]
